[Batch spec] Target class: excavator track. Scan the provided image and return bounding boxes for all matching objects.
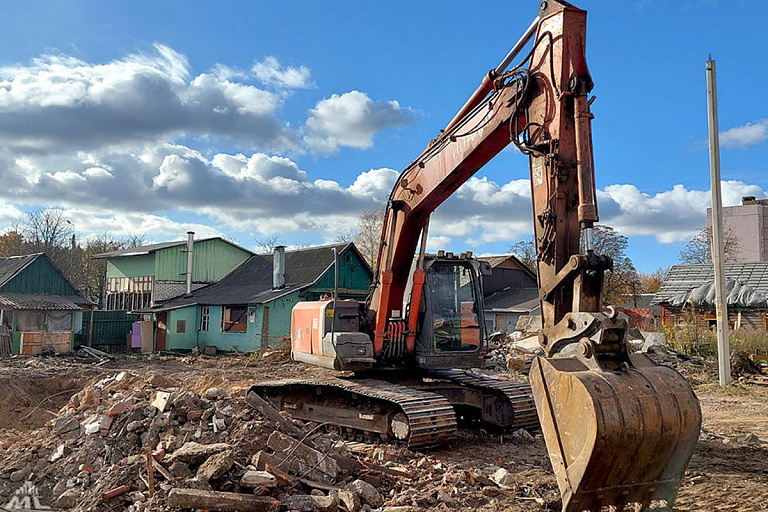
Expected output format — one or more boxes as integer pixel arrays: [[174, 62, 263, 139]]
[[426, 369, 539, 430], [250, 378, 457, 449]]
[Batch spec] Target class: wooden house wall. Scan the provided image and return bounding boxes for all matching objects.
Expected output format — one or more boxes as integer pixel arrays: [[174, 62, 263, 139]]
[[0, 256, 78, 295]]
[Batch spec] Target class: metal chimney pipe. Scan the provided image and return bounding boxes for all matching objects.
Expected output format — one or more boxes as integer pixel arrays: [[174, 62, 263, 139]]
[[273, 245, 286, 289], [186, 231, 194, 295]]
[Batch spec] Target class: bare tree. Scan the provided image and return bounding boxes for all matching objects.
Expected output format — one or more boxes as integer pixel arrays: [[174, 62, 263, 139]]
[[353, 208, 385, 269], [122, 232, 147, 249], [71, 234, 125, 306], [254, 234, 285, 253], [510, 236, 537, 273], [22, 208, 73, 257], [679, 226, 740, 264], [334, 229, 357, 244]]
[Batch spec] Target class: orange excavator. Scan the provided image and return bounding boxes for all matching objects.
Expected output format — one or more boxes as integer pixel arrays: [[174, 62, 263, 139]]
[[251, 1, 701, 510]]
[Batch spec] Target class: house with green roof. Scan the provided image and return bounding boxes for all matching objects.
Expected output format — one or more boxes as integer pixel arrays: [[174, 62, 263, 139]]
[[0, 253, 90, 355]]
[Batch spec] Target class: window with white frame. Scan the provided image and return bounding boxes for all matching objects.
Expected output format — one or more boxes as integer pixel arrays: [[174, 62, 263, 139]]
[[200, 306, 210, 332]]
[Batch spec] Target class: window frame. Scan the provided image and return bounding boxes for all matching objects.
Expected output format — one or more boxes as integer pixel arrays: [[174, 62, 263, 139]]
[[222, 305, 248, 333], [200, 306, 210, 332]]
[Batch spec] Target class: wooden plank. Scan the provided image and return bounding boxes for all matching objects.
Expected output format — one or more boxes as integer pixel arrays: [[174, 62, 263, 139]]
[[167, 489, 278, 512], [245, 392, 304, 439]]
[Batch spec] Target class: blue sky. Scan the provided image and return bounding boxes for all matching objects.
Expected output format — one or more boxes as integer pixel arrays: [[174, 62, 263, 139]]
[[0, 0, 764, 272]]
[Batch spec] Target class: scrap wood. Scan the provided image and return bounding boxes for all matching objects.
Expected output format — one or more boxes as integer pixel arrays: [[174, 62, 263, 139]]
[[151, 457, 174, 481], [298, 478, 342, 492], [145, 447, 155, 497], [360, 460, 412, 478], [245, 391, 306, 440], [168, 488, 279, 512], [264, 463, 296, 484]]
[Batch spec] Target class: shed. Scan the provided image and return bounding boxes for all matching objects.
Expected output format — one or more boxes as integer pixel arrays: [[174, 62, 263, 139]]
[[0, 253, 91, 355], [141, 243, 373, 353], [654, 262, 768, 330]]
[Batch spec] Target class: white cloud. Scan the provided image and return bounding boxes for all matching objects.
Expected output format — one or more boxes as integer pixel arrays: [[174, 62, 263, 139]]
[[598, 180, 766, 242], [720, 119, 768, 148], [304, 91, 411, 154], [0, 44, 295, 152], [252, 56, 313, 89]]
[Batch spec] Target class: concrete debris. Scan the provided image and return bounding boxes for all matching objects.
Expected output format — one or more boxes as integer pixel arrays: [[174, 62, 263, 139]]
[[240, 470, 277, 488], [280, 494, 339, 512], [204, 386, 228, 400], [196, 449, 234, 482], [53, 414, 80, 438], [167, 441, 231, 464], [150, 390, 174, 412], [493, 467, 515, 486], [347, 479, 384, 508]]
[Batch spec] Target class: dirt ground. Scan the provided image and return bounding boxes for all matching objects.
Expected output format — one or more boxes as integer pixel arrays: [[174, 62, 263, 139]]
[[1, 351, 766, 511]]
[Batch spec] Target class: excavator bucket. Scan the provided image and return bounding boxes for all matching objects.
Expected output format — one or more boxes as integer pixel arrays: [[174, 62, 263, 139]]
[[529, 352, 701, 512]]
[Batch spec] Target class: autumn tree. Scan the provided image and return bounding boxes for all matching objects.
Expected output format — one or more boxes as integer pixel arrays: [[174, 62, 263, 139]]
[[679, 226, 740, 264], [353, 207, 385, 269], [0, 230, 26, 257], [640, 267, 668, 294]]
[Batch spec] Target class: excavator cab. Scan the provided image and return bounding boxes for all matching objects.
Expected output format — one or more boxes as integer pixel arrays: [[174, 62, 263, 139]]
[[412, 253, 488, 370]]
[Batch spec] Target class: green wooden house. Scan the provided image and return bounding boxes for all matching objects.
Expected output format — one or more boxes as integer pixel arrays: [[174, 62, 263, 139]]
[[93, 234, 253, 310], [145, 243, 372, 353], [0, 253, 91, 355]]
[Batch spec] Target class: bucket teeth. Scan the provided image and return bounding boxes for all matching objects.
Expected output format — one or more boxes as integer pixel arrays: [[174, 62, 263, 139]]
[[529, 353, 702, 512]]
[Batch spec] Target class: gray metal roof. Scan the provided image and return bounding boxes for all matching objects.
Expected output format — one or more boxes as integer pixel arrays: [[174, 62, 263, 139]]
[[91, 237, 253, 259], [144, 243, 369, 311], [0, 254, 40, 288], [654, 262, 768, 305], [0, 293, 87, 310], [484, 287, 540, 312]]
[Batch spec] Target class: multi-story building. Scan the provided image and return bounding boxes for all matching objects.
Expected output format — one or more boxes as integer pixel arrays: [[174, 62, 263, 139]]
[[93, 234, 253, 310], [707, 196, 768, 262]]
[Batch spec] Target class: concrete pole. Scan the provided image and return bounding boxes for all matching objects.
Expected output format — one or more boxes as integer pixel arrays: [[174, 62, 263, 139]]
[[706, 56, 731, 386]]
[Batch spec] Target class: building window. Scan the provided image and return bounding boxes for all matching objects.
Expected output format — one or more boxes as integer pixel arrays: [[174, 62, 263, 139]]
[[200, 306, 210, 332], [223, 305, 248, 333], [177, 320, 186, 333]]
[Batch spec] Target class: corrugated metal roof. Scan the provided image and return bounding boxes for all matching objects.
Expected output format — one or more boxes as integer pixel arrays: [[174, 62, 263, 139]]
[[0, 293, 86, 310], [91, 237, 253, 259], [145, 243, 360, 311], [654, 262, 768, 305], [484, 287, 539, 312], [0, 254, 40, 288]]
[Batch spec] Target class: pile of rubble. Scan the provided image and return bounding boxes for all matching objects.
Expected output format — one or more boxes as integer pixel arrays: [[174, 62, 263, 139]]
[[0, 368, 553, 511], [483, 332, 542, 373]]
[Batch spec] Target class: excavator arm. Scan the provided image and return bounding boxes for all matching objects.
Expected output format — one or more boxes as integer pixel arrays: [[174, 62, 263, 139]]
[[366, 2, 701, 510], [369, 0, 601, 356]]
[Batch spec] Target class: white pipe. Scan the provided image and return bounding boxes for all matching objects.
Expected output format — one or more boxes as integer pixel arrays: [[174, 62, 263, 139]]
[[186, 231, 194, 295]]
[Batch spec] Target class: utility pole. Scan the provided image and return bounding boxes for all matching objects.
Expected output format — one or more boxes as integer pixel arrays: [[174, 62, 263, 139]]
[[706, 55, 731, 386]]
